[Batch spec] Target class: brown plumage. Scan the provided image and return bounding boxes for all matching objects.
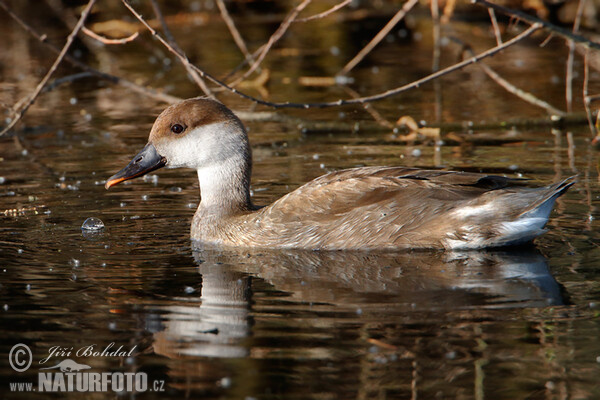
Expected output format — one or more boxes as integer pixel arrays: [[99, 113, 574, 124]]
[[106, 98, 575, 250]]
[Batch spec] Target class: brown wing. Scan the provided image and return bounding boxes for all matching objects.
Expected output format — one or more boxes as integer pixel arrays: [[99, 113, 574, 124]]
[[251, 167, 516, 249]]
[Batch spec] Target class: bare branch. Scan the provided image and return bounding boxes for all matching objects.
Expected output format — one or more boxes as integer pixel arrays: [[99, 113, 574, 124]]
[[338, 0, 419, 76], [0, 0, 181, 105], [488, 8, 502, 45], [227, 0, 312, 87], [583, 50, 598, 137], [295, 0, 352, 22], [149, 0, 214, 98], [473, 0, 600, 50], [457, 43, 566, 116], [82, 26, 138, 44], [566, 0, 586, 112], [216, 0, 254, 65], [120, 7, 544, 110], [1, 0, 97, 136]]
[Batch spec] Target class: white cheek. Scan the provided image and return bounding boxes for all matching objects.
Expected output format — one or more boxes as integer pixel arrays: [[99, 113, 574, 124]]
[[157, 123, 228, 169]]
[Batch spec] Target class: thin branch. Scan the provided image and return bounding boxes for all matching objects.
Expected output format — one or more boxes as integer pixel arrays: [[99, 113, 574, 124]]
[[338, 0, 419, 76], [43, 72, 94, 92], [0, 0, 181, 105], [458, 44, 566, 116], [473, 0, 600, 50], [295, 0, 352, 22], [0, 0, 97, 136], [227, 0, 312, 87], [566, 0, 586, 112], [149, 0, 213, 98], [216, 0, 255, 65], [127, 16, 542, 108], [82, 26, 138, 44], [583, 50, 598, 137], [488, 8, 502, 45]]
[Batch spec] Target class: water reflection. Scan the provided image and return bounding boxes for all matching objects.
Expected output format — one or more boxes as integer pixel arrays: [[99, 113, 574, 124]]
[[153, 246, 565, 366]]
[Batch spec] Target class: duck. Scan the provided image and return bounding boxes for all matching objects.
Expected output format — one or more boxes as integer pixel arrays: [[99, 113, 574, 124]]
[[105, 97, 575, 250]]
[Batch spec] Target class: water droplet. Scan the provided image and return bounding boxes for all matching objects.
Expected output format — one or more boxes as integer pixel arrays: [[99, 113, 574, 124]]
[[119, 202, 127, 208], [69, 97, 78, 105], [70, 259, 80, 267], [108, 322, 117, 331], [184, 286, 195, 294], [82, 217, 104, 231], [141, 195, 149, 201], [220, 377, 232, 389], [356, 308, 362, 315], [3, 304, 8, 311], [411, 149, 422, 157], [0, 177, 5, 184], [17, 249, 23, 254], [26, 284, 31, 291], [312, 154, 320, 160]]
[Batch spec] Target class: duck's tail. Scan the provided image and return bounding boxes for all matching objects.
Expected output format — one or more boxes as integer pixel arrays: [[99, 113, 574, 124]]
[[493, 176, 576, 247]]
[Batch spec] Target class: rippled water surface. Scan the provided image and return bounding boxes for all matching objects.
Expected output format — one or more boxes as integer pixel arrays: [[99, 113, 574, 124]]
[[1, 2, 600, 399]]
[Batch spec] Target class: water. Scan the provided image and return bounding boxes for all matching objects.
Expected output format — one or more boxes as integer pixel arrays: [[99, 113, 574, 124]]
[[1, 2, 600, 399]]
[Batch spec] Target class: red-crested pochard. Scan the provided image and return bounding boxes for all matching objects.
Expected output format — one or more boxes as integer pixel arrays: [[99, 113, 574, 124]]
[[106, 98, 574, 250]]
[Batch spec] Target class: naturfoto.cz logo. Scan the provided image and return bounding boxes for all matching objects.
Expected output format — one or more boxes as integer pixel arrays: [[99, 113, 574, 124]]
[[8, 343, 165, 393]]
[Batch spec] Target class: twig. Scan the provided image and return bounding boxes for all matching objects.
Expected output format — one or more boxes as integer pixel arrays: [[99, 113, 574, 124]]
[[0, 0, 181, 105], [457, 42, 566, 116], [341, 86, 393, 128], [216, 0, 255, 65], [227, 0, 312, 87], [43, 72, 94, 92], [488, 8, 502, 45], [473, 0, 600, 50], [565, 0, 586, 112], [148, 0, 213, 98], [338, 0, 419, 76], [121, 8, 543, 110], [295, 0, 352, 22], [431, 0, 441, 72], [82, 26, 138, 45], [0, 0, 97, 136], [583, 51, 598, 137]]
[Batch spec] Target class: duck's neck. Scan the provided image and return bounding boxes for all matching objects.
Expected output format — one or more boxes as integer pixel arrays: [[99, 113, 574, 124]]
[[196, 154, 252, 216]]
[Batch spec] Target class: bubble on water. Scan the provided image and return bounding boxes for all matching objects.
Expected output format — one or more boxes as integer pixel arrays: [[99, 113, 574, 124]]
[[26, 284, 31, 291], [108, 322, 117, 331], [219, 377, 232, 389], [82, 217, 104, 231], [69, 97, 78, 105], [184, 286, 195, 294], [141, 195, 149, 201], [0, 177, 5, 184], [411, 149, 422, 157], [120, 202, 127, 208], [312, 154, 320, 160], [17, 249, 23, 254], [70, 259, 80, 267], [169, 187, 182, 193]]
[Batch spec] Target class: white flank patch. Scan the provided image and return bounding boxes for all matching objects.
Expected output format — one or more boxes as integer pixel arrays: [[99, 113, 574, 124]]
[[452, 202, 495, 218]]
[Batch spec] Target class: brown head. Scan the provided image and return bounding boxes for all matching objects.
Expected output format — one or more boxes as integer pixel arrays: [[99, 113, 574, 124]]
[[105, 98, 252, 194]]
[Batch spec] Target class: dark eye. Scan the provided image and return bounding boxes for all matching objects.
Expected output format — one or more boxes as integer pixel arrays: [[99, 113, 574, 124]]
[[171, 124, 185, 134]]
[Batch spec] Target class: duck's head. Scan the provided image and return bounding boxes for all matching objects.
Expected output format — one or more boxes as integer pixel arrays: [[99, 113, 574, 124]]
[[105, 98, 250, 189]]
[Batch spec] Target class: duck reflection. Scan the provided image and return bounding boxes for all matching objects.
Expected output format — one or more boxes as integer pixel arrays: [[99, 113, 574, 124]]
[[153, 247, 564, 362]]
